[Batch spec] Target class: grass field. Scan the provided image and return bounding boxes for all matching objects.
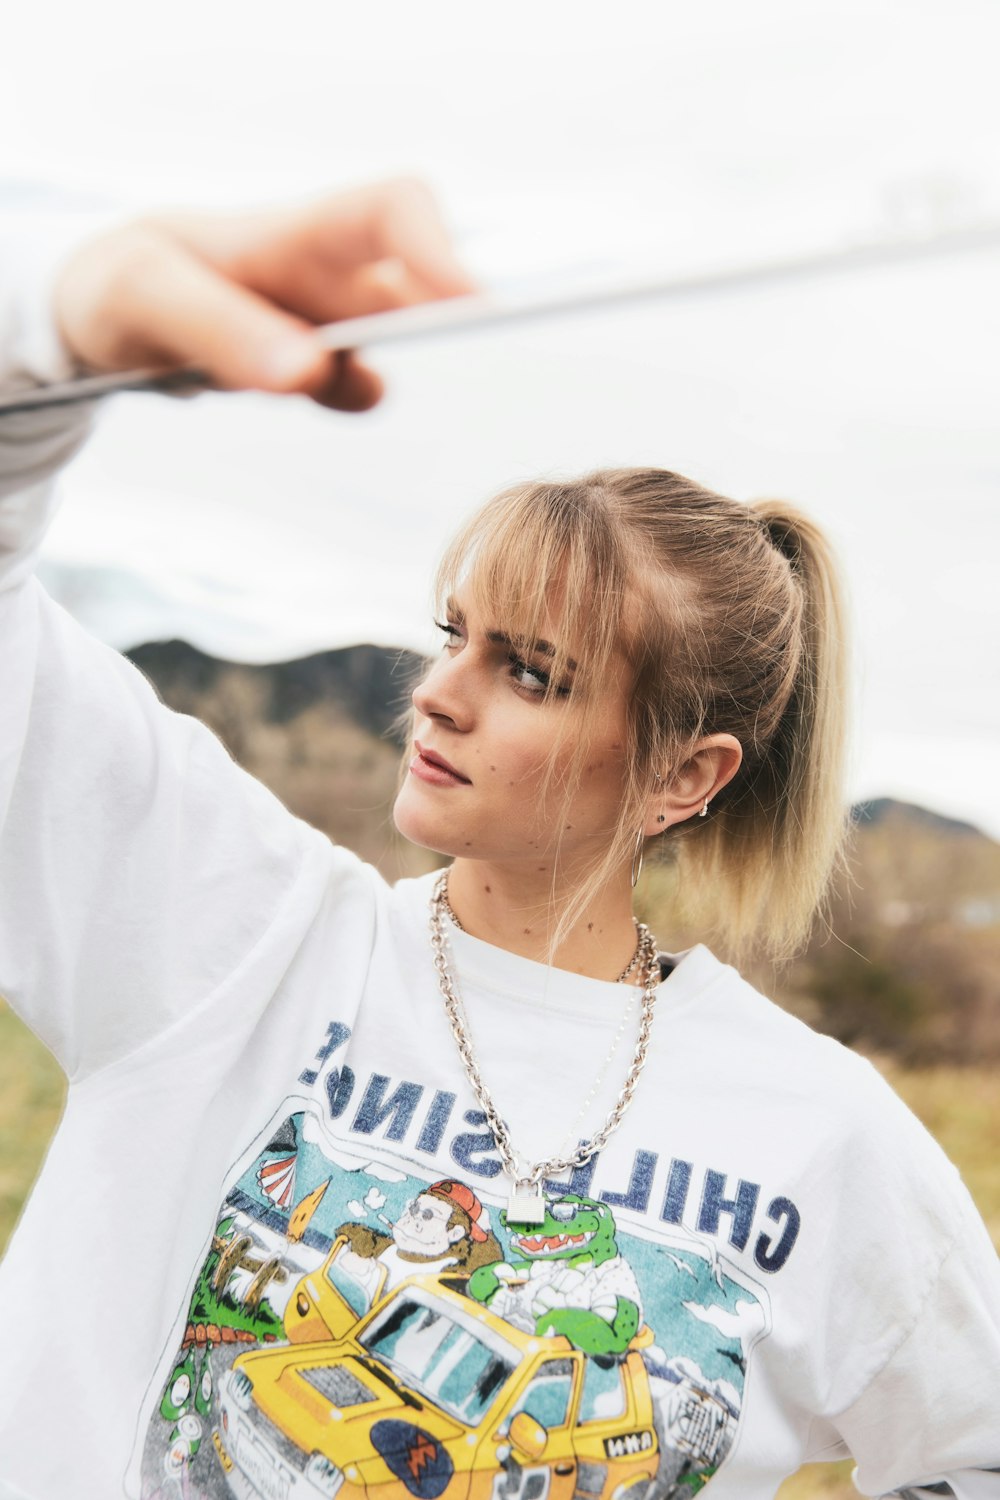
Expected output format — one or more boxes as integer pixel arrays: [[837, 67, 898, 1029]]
[[1, 1000, 997, 1498]]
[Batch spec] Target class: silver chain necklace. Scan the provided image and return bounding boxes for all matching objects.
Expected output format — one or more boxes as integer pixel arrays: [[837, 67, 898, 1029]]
[[429, 870, 661, 1226]]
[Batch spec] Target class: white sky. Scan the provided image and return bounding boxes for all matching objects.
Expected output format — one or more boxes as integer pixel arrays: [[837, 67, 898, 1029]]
[[4, 0, 999, 834]]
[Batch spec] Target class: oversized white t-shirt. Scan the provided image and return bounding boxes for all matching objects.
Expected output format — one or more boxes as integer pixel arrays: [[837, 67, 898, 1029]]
[[0, 215, 999, 1500]]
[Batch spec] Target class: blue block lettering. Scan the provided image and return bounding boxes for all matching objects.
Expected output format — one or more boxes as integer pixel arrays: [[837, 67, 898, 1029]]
[[697, 1170, 760, 1251], [602, 1150, 658, 1213], [326, 1065, 356, 1120], [661, 1159, 693, 1224], [352, 1075, 425, 1141], [450, 1109, 503, 1179], [416, 1091, 457, 1154], [299, 1020, 352, 1086], [754, 1195, 802, 1272]]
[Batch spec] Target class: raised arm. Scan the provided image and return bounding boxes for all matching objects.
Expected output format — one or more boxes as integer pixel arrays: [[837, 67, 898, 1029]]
[[0, 180, 472, 1082]]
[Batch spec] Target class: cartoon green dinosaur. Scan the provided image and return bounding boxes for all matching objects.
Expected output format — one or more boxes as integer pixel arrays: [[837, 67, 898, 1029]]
[[469, 1194, 642, 1355]]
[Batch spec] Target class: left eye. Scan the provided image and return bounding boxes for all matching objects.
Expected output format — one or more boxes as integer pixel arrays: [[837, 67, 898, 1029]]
[[509, 656, 549, 693]]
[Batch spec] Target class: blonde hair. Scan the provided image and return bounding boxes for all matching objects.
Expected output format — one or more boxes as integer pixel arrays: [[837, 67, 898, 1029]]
[[432, 467, 849, 965]]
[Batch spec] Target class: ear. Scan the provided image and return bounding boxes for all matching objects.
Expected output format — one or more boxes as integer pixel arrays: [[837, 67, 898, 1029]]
[[643, 735, 743, 835], [446, 1223, 467, 1245]]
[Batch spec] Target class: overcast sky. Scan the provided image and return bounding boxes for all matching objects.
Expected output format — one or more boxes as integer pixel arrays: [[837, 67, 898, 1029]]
[[4, 0, 999, 835]]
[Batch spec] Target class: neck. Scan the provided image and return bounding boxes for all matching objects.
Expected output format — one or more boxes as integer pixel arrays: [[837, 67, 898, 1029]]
[[444, 857, 642, 981]]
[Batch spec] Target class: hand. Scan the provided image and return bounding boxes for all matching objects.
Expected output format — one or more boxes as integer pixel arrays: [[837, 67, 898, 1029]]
[[52, 178, 475, 412]]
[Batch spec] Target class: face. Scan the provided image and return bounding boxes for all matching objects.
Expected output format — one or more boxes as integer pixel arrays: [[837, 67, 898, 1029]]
[[393, 589, 633, 872], [393, 1193, 464, 1255]]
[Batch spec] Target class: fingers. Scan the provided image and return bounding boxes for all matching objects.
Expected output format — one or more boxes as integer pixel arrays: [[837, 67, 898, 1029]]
[[56, 225, 335, 395], [310, 177, 478, 300], [168, 178, 478, 326]]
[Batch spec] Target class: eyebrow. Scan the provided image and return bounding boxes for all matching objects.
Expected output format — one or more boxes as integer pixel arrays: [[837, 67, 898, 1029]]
[[486, 629, 579, 672], [445, 597, 577, 672]]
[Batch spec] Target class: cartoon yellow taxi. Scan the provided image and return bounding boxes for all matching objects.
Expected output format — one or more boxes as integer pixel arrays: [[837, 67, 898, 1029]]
[[214, 1276, 667, 1500], [283, 1234, 376, 1346]]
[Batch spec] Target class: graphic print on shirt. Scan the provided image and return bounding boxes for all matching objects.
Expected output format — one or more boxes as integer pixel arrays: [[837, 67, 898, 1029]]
[[133, 1101, 770, 1500]]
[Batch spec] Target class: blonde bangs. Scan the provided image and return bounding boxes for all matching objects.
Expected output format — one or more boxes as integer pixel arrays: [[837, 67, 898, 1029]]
[[435, 479, 630, 717]]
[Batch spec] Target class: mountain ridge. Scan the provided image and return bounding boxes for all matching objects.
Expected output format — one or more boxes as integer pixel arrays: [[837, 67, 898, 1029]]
[[126, 638, 996, 847]]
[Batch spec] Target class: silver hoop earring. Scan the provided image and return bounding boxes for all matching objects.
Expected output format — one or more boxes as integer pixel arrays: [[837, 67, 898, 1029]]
[[699, 798, 710, 818], [630, 827, 645, 888]]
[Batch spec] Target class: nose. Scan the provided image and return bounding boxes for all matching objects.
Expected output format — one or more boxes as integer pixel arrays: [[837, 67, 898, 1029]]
[[411, 647, 475, 730]]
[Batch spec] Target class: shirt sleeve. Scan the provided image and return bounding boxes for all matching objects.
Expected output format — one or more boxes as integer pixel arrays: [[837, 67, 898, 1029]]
[[834, 1187, 1000, 1497], [0, 203, 330, 1083]]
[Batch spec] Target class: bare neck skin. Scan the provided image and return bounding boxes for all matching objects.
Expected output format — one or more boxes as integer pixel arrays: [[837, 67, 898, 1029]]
[[445, 857, 643, 982]]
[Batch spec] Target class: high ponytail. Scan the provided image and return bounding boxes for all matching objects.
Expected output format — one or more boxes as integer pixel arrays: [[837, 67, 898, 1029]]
[[670, 501, 850, 963]]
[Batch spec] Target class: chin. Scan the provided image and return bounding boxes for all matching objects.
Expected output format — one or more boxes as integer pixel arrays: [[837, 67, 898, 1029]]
[[392, 786, 463, 859]]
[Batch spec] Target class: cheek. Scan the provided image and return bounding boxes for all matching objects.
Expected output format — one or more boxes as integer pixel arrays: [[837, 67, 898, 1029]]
[[578, 739, 628, 796]]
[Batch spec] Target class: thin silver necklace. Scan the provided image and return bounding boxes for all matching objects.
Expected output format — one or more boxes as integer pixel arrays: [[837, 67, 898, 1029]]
[[429, 870, 661, 1225]]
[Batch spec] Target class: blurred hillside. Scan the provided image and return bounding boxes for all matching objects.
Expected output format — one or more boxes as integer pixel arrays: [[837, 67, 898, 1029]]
[[127, 639, 1000, 1062], [128, 638, 435, 881], [783, 798, 1000, 1062]]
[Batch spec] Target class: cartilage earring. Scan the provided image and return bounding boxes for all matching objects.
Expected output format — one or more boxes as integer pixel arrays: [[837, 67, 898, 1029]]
[[657, 814, 666, 824], [699, 798, 710, 818], [630, 827, 645, 888]]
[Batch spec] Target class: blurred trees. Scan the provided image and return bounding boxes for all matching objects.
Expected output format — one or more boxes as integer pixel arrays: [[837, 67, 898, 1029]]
[[783, 801, 1000, 1062]]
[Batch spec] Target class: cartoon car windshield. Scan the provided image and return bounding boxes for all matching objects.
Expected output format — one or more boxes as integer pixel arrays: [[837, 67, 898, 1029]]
[[357, 1289, 519, 1425], [324, 1245, 371, 1321]]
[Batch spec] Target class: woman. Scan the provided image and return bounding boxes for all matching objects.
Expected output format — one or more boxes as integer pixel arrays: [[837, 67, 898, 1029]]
[[0, 184, 997, 1500]]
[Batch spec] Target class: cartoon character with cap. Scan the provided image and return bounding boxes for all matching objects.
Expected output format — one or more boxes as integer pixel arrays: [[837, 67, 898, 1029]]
[[334, 1178, 503, 1307]]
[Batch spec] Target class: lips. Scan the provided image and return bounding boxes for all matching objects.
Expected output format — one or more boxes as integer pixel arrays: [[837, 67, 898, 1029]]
[[410, 742, 472, 786]]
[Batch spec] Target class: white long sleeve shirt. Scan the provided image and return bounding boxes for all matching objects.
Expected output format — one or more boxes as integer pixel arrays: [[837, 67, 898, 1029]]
[[0, 206, 998, 1500]]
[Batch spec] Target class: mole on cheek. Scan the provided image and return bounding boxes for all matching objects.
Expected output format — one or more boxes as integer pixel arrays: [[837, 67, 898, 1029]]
[[490, 765, 496, 772], [484, 884, 491, 894]]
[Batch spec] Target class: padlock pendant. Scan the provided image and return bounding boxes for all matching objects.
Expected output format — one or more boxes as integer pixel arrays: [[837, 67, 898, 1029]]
[[507, 1180, 546, 1225]]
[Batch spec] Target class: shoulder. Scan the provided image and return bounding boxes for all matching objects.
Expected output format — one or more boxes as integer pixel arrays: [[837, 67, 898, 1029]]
[[676, 947, 968, 1205]]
